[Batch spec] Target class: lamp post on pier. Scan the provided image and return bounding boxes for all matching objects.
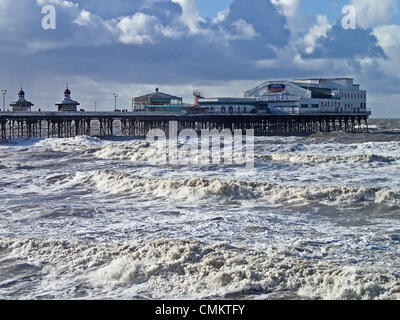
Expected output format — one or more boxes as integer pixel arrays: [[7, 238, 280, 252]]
[[113, 93, 118, 112], [1, 90, 6, 112]]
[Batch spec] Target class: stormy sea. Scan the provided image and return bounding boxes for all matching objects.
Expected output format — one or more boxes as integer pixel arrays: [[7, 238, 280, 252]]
[[0, 119, 399, 300]]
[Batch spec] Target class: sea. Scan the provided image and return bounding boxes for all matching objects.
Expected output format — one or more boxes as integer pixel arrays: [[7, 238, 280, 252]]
[[0, 118, 399, 300]]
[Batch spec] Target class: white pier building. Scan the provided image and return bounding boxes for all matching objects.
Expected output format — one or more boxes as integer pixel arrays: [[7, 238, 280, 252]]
[[200, 78, 369, 115], [245, 78, 368, 114]]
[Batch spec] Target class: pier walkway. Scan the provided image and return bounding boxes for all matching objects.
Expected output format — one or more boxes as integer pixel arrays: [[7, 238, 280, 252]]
[[0, 111, 370, 139]]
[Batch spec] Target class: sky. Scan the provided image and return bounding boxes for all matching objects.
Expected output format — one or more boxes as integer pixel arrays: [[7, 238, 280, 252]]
[[196, 0, 233, 18], [0, 0, 399, 117]]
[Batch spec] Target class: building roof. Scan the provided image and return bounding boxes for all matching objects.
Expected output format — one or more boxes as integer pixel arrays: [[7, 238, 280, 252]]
[[56, 97, 80, 106], [135, 89, 182, 101], [294, 78, 353, 81], [10, 98, 34, 107], [56, 87, 80, 106], [200, 97, 256, 103]]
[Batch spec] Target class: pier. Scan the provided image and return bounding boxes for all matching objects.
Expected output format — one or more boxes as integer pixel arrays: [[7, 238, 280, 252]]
[[0, 111, 370, 140]]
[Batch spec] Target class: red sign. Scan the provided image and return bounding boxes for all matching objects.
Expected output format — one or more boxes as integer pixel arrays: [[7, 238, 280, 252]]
[[268, 84, 286, 93]]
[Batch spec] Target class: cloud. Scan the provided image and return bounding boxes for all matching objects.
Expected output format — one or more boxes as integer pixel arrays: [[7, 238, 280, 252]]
[[231, 19, 258, 39], [373, 24, 400, 77], [115, 13, 159, 45], [304, 24, 386, 60], [303, 15, 331, 54], [0, 0, 399, 117], [271, 0, 311, 33], [350, 0, 399, 29], [171, 0, 204, 34]]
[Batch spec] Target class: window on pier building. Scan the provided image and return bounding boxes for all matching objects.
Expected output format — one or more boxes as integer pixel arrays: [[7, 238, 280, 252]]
[[221, 106, 226, 113], [228, 106, 234, 114], [301, 104, 308, 108], [312, 104, 319, 108]]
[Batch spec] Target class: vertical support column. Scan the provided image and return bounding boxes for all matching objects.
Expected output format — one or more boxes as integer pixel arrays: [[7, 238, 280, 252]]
[[86, 118, 91, 136], [75, 119, 79, 136]]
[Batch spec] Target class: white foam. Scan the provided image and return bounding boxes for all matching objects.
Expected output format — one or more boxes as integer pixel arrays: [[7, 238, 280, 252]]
[[1, 134, 400, 300], [34, 136, 105, 153], [89, 170, 400, 207], [259, 153, 398, 164], [1, 238, 398, 300]]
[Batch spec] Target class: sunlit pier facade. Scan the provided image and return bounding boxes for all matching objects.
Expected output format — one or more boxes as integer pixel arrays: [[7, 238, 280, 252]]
[[199, 78, 370, 115], [246, 78, 370, 115]]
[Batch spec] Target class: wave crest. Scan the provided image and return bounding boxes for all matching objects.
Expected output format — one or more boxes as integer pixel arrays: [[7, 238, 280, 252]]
[[258, 153, 398, 164], [89, 170, 400, 207]]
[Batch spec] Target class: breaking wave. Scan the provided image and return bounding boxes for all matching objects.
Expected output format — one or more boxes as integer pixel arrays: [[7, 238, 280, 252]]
[[35, 136, 104, 154], [0, 161, 34, 170], [0, 238, 399, 300], [89, 170, 400, 207], [94, 141, 161, 163], [258, 153, 399, 164], [93, 141, 232, 165]]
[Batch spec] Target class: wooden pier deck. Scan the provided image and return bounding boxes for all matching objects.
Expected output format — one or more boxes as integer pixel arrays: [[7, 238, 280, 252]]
[[0, 111, 370, 139]]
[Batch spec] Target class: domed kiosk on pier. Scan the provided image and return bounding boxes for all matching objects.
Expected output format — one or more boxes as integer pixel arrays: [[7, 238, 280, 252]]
[[56, 86, 80, 112], [9, 88, 34, 112]]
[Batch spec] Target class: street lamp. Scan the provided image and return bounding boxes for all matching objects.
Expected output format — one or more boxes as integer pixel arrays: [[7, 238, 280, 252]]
[[1, 90, 7, 112], [113, 93, 118, 112]]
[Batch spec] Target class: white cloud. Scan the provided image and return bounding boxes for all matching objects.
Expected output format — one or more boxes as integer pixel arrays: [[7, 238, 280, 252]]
[[373, 24, 400, 76], [36, 0, 78, 9], [350, 0, 399, 29], [271, 0, 302, 18], [373, 24, 400, 50], [230, 19, 258, 40], [74, 9, 92, 26], [271, 0, 310, 34], [115, 13, 158, 45], [303, 15, 331, 54], [213, 9, 230, 23], [171, 0, 204, 34]]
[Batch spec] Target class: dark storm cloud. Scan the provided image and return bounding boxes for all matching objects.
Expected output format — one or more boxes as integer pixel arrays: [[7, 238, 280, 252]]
[[306, 24, 386, 59]]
